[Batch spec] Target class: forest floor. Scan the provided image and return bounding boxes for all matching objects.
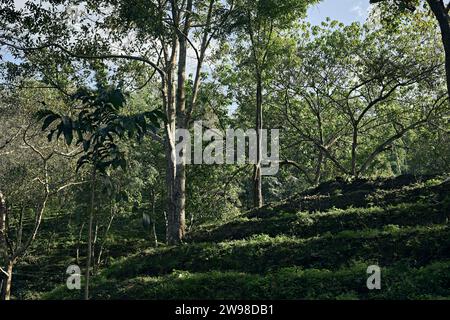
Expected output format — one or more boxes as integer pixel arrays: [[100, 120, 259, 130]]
[[12, 174, 450, 299]]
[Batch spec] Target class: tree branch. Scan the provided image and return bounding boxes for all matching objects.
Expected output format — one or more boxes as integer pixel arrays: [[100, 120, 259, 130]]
[[0, 39, 166, 78]]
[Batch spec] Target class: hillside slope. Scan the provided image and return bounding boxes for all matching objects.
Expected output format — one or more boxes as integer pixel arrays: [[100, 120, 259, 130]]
[[20, 175, 450, 299]]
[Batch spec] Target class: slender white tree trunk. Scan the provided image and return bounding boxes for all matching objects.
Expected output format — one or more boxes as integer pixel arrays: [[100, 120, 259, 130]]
[[253, 75, 263, 208], [2, 260, 13, 300], [85, 169, 96, 300]]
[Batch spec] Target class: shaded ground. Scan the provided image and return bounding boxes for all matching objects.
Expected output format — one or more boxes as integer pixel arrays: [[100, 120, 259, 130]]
[[11, 174, 450, 299]]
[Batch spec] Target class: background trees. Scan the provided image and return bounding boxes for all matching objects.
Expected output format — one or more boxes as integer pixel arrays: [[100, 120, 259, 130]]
[[370, 0, 450, 101], [0, 86, 83, 299], [0, 0, 449, 300], [275, 20, 446, 179], [222, 0, 318, 208], [0, 0, 236, 244]]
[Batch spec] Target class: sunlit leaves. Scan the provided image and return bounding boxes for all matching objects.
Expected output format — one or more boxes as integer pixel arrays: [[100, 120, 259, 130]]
[[37, 86, 164, 174]]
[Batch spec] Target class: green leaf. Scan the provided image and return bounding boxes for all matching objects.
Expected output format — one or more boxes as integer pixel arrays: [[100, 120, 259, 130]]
[[76, 155, 90, 172], [56, 122, 64, 140], [41, 113, 61, 131], [119, 158, 127, 171], [110, 89, 126, 108], [83, 139, 91, 152], [153, 109, 167, 122], [62, 116, 74, 145], [47, 129, 56, 142], [35, 109, 56, 121]]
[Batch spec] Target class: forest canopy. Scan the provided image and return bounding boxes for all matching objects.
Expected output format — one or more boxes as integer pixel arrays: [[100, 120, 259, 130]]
[[0, 0, 449, 301]]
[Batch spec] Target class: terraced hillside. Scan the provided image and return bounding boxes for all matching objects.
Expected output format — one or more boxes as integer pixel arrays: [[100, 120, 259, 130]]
[[22, 175, 450, 299]]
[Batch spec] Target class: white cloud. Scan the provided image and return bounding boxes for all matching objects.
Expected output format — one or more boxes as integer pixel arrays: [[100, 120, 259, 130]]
[[14, 0, 27, 9], [351, 4, 365, 18]]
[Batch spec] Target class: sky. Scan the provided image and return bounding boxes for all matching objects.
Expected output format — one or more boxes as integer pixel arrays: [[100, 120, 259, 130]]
[[6, 0, 372, 116], [308, 0, 370, 25], [12, 0, 371, 24], [6, 0, 371, 72]]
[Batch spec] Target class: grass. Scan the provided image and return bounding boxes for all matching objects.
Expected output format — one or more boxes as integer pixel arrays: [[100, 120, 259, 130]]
[[11, 175, 450, 300], [188, 202, 449, 242], [96, 223, 450, 280], [44, 260, 450, 300]]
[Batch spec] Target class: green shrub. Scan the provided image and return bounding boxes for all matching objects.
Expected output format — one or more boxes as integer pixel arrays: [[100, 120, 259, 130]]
[[44, 260, 450, 300]]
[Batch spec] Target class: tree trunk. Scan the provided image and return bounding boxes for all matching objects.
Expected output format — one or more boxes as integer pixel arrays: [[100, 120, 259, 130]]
[[174, 166, 186, 241], [314, 151, 324, 186], [165, 33, 182, 245], [1, 260, 14, 300], [150, 192, 158, 247], [253, 75, 263, 208], [96, 201, 116, 269], [427, 0, 450, 102], [351, 124, 358, 177], [173, 10, 189, 243], [163, 210, 169, 244], [76, 222, 85, 265], [172, 0, 192, 243], [0, 190, 5, 248], [0, 192, 5, 272], [165, 129, 179, 245], [0, 191, 9, 300], [164, 1, 193, 245], [92, 217, 99, 275], [16, 205, 24, 248], [85, 169, 96, 300]]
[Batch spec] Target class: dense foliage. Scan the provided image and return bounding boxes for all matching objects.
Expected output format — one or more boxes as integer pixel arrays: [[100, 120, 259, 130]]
[[0, 0, 449, 300]]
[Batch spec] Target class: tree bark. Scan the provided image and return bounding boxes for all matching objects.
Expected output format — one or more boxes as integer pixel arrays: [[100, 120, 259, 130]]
[[163, 0, 216, 244], [76, 222, 85, 265], [0, 190, 5, 250], [16, 205, 24, 248], [351, 124, 358, 177], [96, 201, 116, 269], [92, 217, 99, 275], [150, 191, 158, 247], [314, 151, 324, 186], [165, 122, 178, 245], [173, 0, 192, 242], [162, 0, 216, 245], [253, 74, 263, 208], [1, 260, 13, 300], [85, 169, 96, 300], [0, 191, 8, 300], [165, 26, 182, 245], [426, 0, 450, 101]]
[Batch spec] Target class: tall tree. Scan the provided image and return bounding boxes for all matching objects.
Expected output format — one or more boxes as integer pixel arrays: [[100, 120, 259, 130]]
[[0, 87, 84, 300], [0, 0, 234, 244], [370, 0, 450, 101], [37, 86, 162, 299], [228, 0, 318, 208], [277, 21, 446, 178]]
